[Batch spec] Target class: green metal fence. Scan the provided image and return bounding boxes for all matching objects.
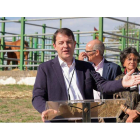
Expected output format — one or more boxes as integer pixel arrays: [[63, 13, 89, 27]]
[[0, 17, 140, 71]]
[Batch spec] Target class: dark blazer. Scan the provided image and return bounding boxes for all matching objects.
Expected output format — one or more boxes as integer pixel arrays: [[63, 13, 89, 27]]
[[102, 59, 122, 99], [32, 56, 124, 114]]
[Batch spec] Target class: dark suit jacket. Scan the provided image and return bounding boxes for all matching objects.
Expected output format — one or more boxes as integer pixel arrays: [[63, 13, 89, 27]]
[[32, 56, 124, 114], [102, 59, 122, 99]]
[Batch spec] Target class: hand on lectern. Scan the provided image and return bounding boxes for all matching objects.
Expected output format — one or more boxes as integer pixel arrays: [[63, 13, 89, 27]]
[[41, 109, 58, 122], [122, 69, 140, 88]]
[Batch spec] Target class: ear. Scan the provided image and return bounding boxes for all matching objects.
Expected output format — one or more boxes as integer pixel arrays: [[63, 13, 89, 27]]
[[123, 63, 126, 67], [53, 43, 57, 51], [74, 41, 76, 49], [95, 50, 99, 56]]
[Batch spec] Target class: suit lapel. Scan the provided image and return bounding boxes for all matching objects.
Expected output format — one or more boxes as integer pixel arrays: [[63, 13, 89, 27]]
[[103, 59, 110, 79], [51, 56, 68, 99], [75, 60, 85, 99], [51, 57, 85, 100]]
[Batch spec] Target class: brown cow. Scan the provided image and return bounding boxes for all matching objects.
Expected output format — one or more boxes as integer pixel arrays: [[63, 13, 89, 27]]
[[0, 39, 29, 70]]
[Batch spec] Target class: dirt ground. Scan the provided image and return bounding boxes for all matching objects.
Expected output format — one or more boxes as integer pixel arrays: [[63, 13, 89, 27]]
[[0, 85, 42, 123], [0, 85, 125, 123]]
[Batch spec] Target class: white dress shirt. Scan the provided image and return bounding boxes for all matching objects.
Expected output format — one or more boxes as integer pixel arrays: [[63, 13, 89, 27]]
[[92, 58, 104, 99], [58, 57, 83, 100]]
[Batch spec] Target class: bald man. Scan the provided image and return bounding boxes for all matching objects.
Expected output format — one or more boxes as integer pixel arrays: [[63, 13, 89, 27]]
[[79, 39, 122, 122]]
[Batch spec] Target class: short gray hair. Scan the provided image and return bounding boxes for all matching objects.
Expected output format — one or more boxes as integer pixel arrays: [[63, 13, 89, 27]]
[[94, 42, 105, 56]]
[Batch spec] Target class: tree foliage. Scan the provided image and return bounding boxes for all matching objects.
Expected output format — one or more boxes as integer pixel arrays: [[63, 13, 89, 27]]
[[114, 22, 138, 31], [108, 22, 139, 43]]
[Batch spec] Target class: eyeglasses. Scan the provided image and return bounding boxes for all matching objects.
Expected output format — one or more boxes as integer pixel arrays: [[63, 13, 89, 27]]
[[126, 58, 138, 62], [85, 50, 96, 53]]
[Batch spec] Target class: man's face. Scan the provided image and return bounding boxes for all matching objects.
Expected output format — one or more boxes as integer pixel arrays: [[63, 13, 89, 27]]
[[85, 45, 96, 62], [53, 33, 76, 62]]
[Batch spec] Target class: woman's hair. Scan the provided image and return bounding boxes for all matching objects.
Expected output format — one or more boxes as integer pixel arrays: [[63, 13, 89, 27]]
[[120, 47, 140, 68]]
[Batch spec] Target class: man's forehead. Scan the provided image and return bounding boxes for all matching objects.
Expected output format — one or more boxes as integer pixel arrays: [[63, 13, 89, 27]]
[[86, 43, 94, 50], [56, 33, 73, 39]]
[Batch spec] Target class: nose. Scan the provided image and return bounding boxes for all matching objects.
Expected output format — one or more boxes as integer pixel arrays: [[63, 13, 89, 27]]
[[131, 60, 135, 63], [85, 52, 90, 55], [130, 59, 136, 63], [63, 42, 68, 48]]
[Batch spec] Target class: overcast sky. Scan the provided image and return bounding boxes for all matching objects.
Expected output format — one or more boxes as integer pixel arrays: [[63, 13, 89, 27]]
[[2, 17, 140, 33], [1, 17, 140, 44]]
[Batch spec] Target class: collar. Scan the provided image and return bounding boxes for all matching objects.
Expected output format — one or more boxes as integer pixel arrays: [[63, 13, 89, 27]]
[[124, 68, 139, 75], [92, 58, 104, 70], [58, 56, 75, 68]]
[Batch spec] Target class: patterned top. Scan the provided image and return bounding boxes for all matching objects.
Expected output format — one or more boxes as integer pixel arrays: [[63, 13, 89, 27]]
[[114, 73, 140, 122]]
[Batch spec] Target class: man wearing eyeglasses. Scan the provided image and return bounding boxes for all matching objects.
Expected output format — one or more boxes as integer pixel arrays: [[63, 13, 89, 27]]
[[79, 39, 122, 122]]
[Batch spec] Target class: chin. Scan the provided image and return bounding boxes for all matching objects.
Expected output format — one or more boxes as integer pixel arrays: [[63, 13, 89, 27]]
[[128, 68, 136, 71], [62, 55, 71, 59]]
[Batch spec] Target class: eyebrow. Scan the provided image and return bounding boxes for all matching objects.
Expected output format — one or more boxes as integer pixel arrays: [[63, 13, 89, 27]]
[[58, 40, 73, 42]]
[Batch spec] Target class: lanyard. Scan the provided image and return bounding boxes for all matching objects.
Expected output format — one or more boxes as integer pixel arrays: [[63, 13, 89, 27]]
[[63, 68, 75, 100]]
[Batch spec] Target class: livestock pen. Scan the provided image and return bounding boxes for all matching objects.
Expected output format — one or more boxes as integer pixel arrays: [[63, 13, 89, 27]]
[[1, 17, 140, 71], [0, 17, 140, 122]]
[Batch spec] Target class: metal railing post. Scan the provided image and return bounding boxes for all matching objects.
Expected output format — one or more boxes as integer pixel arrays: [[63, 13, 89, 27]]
[[93, 33, 96, 39], [20, 17, 25, 70], [118, 37, 122, 66], [76, 30, 80, 59], [0, 17, 5, 71], [34, 32, 38, 70], [60, 19, 62, 28], [121, 28, 126, 51], [29, 37, 33, 70], [41, 24, 46, 62], [51, 36, 55, 59], [136, 30, 140, 52], [12, 37, 16, 68], [12, 37, 16, 42], [99, 17, 103, 42], [127, 17, 129, 48]]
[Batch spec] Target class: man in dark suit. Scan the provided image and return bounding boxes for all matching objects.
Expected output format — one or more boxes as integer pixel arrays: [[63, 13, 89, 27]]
[[79, 39, 122, 99], [32, 28, 140, 122], [79, 39, 122, 122]]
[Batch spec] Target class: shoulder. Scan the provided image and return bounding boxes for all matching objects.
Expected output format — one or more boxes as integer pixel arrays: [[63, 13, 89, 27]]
[[38, 59, 54, 70], [115, 73, 124, 80], [75, 59, 93, 69], [76, 59, 91, 65], [104, 59, 121, 68], [41, 59, 53, 65]]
